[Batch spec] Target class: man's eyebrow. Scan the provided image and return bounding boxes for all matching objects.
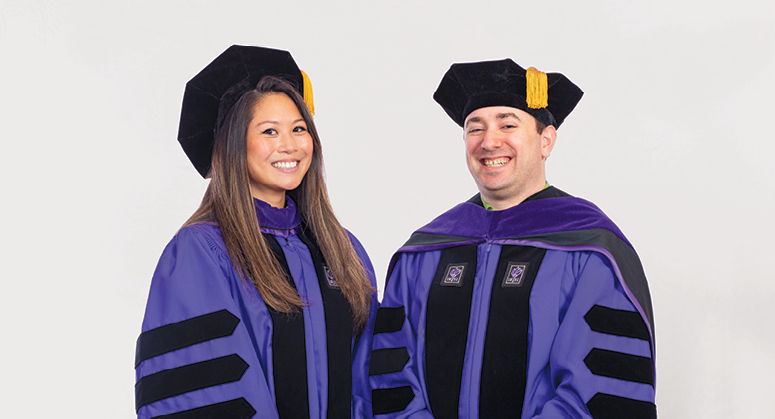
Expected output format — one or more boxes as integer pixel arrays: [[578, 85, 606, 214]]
[[465, 116, 482, 127], [465, 112, 521, 128], [497, 112, 521, 121]]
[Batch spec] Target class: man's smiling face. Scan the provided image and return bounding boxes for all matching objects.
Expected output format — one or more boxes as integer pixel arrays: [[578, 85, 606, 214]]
[[463, 106, 555, 208]]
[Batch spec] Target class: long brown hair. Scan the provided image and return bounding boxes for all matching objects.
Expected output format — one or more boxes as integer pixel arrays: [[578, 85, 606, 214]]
[[185, 76, 373, 333]]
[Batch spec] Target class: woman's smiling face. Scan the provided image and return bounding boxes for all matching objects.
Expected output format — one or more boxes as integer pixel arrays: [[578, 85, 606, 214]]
[[245, 92, 313, 208]]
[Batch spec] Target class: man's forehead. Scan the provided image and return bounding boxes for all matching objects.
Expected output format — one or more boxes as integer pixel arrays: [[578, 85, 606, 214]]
[[464, 106, 533, 126]]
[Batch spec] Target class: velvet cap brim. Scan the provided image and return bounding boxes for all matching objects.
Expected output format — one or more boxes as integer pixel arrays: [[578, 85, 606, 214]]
[[177, 45, 305, 178], [433, 58, 583, 129]]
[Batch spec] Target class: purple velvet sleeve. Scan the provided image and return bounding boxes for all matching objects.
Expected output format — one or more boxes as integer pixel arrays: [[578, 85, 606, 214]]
[[524, 250, 655, 418], [349, 232, 380, 419], [136, 226, 278, 418], [370, 252, 438, 419]]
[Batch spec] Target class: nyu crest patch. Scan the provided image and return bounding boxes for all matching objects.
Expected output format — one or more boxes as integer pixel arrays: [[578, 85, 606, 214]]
[[502, 262, 529, 287], [323, 265, 339, 288], [440, 263, 467, 287]]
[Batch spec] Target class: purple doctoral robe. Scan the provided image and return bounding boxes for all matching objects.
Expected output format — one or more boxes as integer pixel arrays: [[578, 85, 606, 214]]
[[369, 188, 656, 418], [135, 197, 378, 418]]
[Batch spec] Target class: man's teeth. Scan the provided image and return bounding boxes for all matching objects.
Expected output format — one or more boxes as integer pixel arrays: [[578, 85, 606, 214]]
[[272, 161, 298, 169], [483, 158, 509, 167]]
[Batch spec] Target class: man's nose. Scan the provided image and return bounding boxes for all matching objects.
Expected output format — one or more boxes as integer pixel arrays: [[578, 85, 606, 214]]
[[481, 129, 502, 150]]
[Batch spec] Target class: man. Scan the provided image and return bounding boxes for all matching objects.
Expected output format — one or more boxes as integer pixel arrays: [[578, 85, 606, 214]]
[[368, 59, 656, 418]]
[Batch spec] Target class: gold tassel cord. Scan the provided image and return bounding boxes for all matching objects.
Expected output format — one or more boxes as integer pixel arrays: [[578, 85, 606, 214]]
[[300, 70, 315, 116], [526, 67, 548, 109]]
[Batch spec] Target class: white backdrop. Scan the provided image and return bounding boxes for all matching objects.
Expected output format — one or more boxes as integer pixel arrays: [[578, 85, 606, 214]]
[[1, 1, 774, 417]]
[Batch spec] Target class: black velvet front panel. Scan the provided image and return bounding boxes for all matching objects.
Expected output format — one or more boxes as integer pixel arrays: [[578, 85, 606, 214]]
[[297, 228, 354, 419], [425, 244, 479, 419], [265, 235, 310, 419], [479, 245, 546, 418]]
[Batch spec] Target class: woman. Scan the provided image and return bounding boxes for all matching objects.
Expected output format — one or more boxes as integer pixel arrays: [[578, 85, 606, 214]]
[[134, 45, 377, 419]]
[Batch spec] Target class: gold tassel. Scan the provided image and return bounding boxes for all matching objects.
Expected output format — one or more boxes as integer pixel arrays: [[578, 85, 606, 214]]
[[300, 70, 315, 116], [526, 67, 548, 109]]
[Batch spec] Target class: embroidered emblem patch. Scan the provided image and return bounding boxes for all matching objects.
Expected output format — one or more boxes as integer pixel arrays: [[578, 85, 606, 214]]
[[323, 265, 339, 288], [440, 263, 467, 287], [502, 262, 529, 287]]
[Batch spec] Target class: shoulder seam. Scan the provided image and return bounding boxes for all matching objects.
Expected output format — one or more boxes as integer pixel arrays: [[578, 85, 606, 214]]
[[181, 224, 228, 258]]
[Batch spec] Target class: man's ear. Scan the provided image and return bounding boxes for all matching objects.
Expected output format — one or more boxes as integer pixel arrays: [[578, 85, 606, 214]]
[[541, 125, 557, 159]]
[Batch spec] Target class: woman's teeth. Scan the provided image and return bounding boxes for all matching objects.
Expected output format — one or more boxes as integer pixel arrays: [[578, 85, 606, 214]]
[[272, 161, 298, 169]]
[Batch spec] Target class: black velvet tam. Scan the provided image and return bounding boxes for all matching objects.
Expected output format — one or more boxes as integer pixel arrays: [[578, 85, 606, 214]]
[[177, 45, 305, 178], [433, 59, 583, 129]]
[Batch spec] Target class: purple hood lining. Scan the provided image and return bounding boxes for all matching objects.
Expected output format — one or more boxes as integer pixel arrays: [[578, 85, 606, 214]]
[[253, 197, 302, 232], [408, 197, 629, 248], [391, 197, 655, 359], [186, 198, 303, 238], [253, 197, 303, 237]]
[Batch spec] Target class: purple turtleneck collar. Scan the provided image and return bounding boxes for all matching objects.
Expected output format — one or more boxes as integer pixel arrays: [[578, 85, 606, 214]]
[[253, 196, 302, 236]]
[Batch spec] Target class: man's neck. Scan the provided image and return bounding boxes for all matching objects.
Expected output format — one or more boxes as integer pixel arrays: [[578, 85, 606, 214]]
[[481, 181, 550, 211]]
